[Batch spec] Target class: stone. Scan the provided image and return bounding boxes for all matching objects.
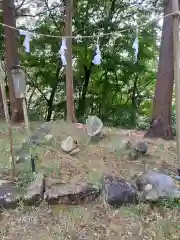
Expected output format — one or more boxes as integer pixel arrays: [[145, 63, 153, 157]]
[[127, 141, 148, 161], [111, 139, 132, 153], [29, 123, 52, 146], [90, 131, 105, 142], [136, 171, 180, 202], [86, 116, 103, 137], [128, 149, 139, 161], [30, 133, 52, 146], [102, 174, 138, 207], [135, 141, 148, 155], [144, 184, 153, 191], [61, 136, 76, 153], [45, 134, 53, 141], [0, 180, 25, 209], [24, 173, 45, 205], [69, 148, 80, 156], [45, 177, 62, 188], [30, 135, 40, 146], [44, 181, 100, 205], [175, 176, 180, 181], [121, 140, 132, 149]]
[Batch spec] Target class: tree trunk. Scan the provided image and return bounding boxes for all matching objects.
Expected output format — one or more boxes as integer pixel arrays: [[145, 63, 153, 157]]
[[0, 90, 5, 118], [65, 0, 76, 123], [46, 89, 56, 122], [131, 75, 139, 126], [144, 0, 173, 140], [46, 66, 61, 121], [77, 64, 92, 118], [2, 0, 24, 123]]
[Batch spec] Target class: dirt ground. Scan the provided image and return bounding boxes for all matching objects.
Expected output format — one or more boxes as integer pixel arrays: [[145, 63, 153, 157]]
[[0, 121, 180, 240]]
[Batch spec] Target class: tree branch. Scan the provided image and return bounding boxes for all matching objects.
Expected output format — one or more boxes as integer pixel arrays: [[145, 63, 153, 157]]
[[44, 0, 61, 30], [23, 69, 49, 103], [15, 0, 26, 10]]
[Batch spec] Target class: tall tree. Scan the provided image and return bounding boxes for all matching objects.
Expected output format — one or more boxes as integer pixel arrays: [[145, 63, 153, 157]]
[[65, 0, 76, 122], [2, 0, 24, 123], [144, 0, 174, 140], [0, 90, 5, 118]]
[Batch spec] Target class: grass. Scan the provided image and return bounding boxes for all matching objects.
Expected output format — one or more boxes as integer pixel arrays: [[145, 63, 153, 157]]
[[0, 121, 180, 239], [0, 121, 40, 171]]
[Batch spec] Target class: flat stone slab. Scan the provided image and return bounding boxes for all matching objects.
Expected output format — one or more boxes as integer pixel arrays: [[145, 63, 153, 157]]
[[44, 181, 100, 205], [0, 180, 25, 209], [24, 173, 45, 205]]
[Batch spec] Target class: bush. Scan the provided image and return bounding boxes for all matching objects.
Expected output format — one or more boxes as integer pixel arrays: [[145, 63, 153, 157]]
[[136, 116, 151, 130]]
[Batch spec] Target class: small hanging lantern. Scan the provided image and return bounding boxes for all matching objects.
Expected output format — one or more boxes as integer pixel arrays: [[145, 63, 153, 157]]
[[11, 66, 26, 98]]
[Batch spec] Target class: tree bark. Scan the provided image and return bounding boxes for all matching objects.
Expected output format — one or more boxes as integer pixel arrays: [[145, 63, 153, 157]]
[[0, 89, 5, 118], [144, 0, 173, 140], [77, 64, 92, 118], [65, 0, 76, 123], [46, 66, 61, 121], [2, 0, 24, 123]]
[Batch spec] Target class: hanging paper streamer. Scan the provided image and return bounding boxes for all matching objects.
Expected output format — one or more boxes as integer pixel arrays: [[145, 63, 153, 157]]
[[92, 37, 101, 65], [59, 38, 67, 66], [132, 28, 139, 61], [19, 30, 32, 53]]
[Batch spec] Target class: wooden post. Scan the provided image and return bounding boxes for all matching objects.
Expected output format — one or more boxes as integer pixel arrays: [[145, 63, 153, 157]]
[[0, 63, 15, 177], [172, 0, 180, 171], [65, 0, 76, 122]]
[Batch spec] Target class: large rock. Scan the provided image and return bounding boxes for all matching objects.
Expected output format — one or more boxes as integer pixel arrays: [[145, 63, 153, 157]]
[[0, 180, 25, 209], [69, 147, 80, 156], [61, 136, 76, 153], [44, 181, 100, 205], [135, 141, 148, 154], [112, 139, 132, 152], [24, 173, 45, 205], [102, 174, 138, 207], [126, 141, 148, 161], [136, 171, 180, 202], [86, 116, 103, 139]]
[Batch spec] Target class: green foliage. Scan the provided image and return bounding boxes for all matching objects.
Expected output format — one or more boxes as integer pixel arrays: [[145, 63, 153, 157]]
[[17, 170, 34, 189], [157, 198, 180, 209], [3, 0, 163, 128]]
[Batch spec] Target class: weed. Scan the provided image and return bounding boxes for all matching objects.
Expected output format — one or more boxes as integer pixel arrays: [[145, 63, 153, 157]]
[[158, 198, 180, 209], [17, 170, 34, 189], [87, 168, 102, 189]]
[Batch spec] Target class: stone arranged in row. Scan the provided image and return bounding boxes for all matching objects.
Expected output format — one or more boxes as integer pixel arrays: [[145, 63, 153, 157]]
[[0, 170, 180, 210]]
